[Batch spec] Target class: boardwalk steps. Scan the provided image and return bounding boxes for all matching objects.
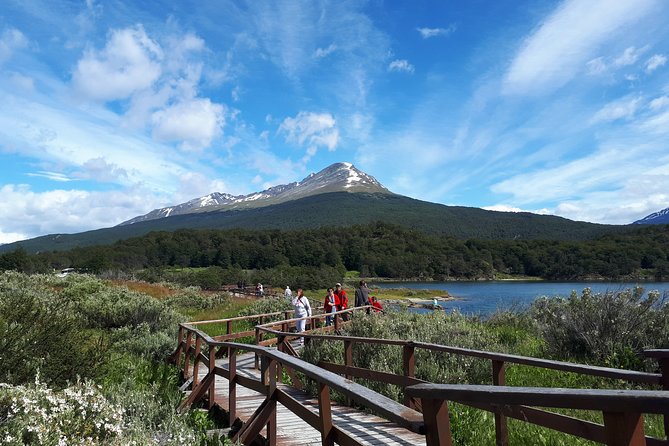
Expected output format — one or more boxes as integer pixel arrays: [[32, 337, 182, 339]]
[[190, 349, 426, 445]]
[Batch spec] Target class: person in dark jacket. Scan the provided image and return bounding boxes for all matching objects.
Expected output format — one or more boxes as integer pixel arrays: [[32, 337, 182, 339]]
[[354, 280, 371, 313]]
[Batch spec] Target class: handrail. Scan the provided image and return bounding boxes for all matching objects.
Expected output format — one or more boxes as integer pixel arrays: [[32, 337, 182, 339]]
[[255, 327, 661, 385], [407, 384, 669, 414], [174, 309, 669, 446], [406, 384, 669, 446]]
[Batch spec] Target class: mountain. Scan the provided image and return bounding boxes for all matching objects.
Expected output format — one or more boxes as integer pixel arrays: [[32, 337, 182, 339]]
[[0, 162, 637, 254], [120, 162, 388, 225], [633, 208, 669, 225], [1, 191, 630, 254]]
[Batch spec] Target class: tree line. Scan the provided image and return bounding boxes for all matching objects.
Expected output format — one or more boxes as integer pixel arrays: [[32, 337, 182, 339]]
[[2, 221, 669, 281]]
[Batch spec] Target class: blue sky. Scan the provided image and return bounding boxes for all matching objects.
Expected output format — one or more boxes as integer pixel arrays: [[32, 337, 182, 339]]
[[1, 0, 668, 243]]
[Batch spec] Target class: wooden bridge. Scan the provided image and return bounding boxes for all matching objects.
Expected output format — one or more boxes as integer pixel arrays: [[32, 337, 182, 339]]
[[172, 306, 669, 445]]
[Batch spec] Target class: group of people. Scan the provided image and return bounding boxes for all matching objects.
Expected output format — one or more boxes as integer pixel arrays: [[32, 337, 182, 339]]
[[289, 281, 384, 343]]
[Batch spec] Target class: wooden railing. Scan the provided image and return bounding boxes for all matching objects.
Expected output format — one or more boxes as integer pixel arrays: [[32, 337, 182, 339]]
[[174, 309, 669, 446], [174, 324, 424, 445], [406, 384, 669, 446]]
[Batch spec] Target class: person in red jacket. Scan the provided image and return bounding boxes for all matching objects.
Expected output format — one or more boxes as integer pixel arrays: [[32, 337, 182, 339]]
[[370, 296, 384, 313], [334, 283, 350, 321], [323, 287, 340, 326]]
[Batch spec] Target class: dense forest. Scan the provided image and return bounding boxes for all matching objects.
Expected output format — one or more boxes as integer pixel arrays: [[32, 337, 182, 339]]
[[2, 222, 669, 283]]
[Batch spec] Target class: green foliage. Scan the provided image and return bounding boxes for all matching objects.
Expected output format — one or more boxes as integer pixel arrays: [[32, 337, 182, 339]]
[[0, 272, 106, 387], [530, 288, 669, 368], [8, 221, 669, 281], [0, 272, 184, 386]]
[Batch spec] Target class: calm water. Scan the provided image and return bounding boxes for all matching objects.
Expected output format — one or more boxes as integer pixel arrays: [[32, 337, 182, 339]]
[[371, 281, 669, 316]]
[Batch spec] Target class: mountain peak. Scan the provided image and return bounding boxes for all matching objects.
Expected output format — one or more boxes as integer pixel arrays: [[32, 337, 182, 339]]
[[119, 162, 389, 226], [633, 207, 669, 225]]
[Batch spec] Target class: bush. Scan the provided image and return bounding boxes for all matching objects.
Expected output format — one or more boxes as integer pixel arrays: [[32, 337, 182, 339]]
[[301, 310, 506, 401], [530, 287, 669, 369], [0, 272, 106, 387]]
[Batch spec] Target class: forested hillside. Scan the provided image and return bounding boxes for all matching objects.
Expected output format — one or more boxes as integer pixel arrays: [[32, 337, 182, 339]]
[[3, 222, 668, 282], [0, 192, 626, 254]]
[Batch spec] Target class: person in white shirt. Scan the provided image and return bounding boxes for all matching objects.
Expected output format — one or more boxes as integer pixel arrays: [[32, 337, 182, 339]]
[[291, 288, 312, 345], [284, 286, 292, 299]]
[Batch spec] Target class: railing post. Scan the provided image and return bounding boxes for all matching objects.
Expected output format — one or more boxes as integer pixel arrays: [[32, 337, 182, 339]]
[[334, 313, 340, 331], [421, 397, 453, 446], [229, 347, 237, 423], [208, 344, 216, 409], [344, 340, 353, 406], [255, 326, 261, 369], [267, 358, 277, 445], [318, 382, 335, 446], [184, 330, 193, 378], [492, 360, 509, 446], [403, 342, 416, 409], [644, 349, 669, 438], [192, 336, 202, 387], [602, 411, 645, 446], [174, 325, 184, 366]]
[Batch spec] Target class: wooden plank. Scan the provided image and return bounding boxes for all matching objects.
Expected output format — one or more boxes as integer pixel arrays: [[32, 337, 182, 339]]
[[318, 362, 425, 387], [406, 384, 669, 414]]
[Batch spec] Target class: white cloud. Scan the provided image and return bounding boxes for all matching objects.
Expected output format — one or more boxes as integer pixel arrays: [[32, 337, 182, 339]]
[[75, 157, 128, 183], [649, 95, 669, 110], [646, 54, 667, 73], [173, 172, 228, 202], [0, 230, 28, 245], [314, 44, 337, 58], [483, 204, 551, 214], [0, 184, 168, 242], [0, 27, 28, 64], [503, 0, 657, 95], [613, 46, 646, 67], [72, 26, 163, 101], [585, 57, 608, 75], [590, 96, 641, 123], [151, 98, 225, 151], [416, 25, 456, 39], [279, 111, 339, 151], [388, 59, 415, 73], [26, 171, 75, 182]]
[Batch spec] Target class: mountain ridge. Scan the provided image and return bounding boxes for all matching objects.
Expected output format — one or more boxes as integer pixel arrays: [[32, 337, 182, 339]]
[[120, 162, 389, 225], [634, 207, 669, 225], [0, 191, 630, 254]]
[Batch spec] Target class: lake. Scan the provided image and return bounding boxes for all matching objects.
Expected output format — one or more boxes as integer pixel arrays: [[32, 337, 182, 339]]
[[371, 281, 669, 316]]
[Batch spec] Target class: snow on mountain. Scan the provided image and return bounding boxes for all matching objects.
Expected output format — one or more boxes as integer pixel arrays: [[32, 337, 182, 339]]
[[633, 207, 669, 225], [119, 163, 389, 226]]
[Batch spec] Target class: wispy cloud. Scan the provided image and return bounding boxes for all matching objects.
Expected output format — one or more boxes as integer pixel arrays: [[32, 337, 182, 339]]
[[613, 46, 646, 67], [590, 96, 642, 124], [388, 59, 414, 73], [0, 27, 28, 64], [279, 111, 340, 162], [314, 43, 337, 58], [646, 54, 667, 73], [416, 25, 456, 39], [26, 171, 76, 182], [503, 0, 658, 95]]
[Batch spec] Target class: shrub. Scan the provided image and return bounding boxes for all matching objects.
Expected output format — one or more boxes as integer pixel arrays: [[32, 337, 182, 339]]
[[530, 287, 669, 369], [0, 377, 206, 446], [0, 273, 106, 387]]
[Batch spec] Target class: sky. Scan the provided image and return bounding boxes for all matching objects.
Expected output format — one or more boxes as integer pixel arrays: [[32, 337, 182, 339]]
[[1, 0, 669, 244]]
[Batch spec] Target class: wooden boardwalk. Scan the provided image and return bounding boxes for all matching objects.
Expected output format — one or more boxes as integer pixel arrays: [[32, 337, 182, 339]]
[[194, 348, 426, 445]]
